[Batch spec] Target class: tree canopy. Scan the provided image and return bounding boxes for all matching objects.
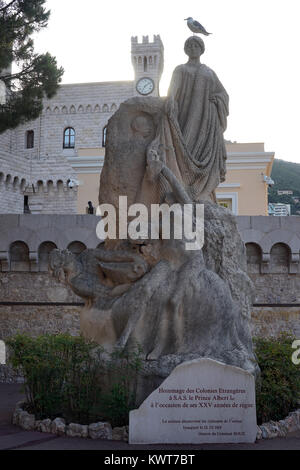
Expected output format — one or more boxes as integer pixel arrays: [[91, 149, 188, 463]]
[[0, 0, 64, 132]]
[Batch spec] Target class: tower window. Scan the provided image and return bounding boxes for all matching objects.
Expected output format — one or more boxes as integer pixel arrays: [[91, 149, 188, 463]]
[[144, 57, 148, 72], [26, 130, 34, 149], [24, 196, 30, 214], [63, 127, 75, 149], [102, 126, 107, 147]]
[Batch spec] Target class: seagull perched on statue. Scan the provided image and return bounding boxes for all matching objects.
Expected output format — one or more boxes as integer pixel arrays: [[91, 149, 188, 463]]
[[184, 17, 211, 36]]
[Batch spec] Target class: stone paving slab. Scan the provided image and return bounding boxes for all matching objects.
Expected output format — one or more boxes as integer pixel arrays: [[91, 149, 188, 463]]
[[0, 429, 58, 450], [12, 432, 300, 450]]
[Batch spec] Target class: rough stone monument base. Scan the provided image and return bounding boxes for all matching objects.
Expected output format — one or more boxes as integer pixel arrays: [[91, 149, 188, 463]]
[[129, 358, 257, 444]]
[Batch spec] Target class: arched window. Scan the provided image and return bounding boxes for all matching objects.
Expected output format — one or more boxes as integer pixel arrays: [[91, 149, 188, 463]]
[[63, 127, 75, 149], [26, 130, 34, 149], [102, 126, 107, 147], [144, 56, 148, 72]]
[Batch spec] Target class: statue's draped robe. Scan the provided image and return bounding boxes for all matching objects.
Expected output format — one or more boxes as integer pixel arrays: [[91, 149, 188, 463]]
[[153, 63, 229, 202], [61, 74, 258, 380]]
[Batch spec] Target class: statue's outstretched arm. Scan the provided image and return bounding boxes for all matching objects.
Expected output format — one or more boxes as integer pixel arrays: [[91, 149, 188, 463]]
[[146, 144, 191, 205], [160, 165, 191, 205]]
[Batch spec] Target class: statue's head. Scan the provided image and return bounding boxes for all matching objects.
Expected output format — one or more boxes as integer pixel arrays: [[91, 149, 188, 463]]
[[184, 36, 205, 58]]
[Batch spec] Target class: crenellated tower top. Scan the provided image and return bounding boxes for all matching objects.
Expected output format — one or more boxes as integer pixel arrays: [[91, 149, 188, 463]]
[[131, 35, 164, 97]]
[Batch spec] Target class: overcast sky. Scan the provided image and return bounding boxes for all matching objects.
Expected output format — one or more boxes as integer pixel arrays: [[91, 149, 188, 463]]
[[33, 0, 300, 164]]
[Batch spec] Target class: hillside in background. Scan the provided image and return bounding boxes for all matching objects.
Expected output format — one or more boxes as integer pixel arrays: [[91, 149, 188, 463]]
[[269, 159, 300, 215]]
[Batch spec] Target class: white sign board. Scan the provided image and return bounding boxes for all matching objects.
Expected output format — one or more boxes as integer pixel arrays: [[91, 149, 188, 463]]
[[129, 358, 257, 444]]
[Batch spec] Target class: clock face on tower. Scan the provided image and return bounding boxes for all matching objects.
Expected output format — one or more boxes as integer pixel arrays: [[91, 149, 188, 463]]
[[136, 77, 155, 95]]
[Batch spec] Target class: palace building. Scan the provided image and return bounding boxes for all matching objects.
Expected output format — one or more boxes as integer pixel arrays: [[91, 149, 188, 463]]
[[0, 35, 274, 216]]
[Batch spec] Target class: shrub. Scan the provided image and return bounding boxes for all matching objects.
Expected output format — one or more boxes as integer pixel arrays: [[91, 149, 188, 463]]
[[100, 345, 143, 427], [7, 334, 143, 426], [254, 333, 300, 424]]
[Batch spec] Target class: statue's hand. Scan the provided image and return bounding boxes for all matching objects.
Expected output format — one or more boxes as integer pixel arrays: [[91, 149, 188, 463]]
[[209, 95, 218, 105], [146, 146, 164, 181]]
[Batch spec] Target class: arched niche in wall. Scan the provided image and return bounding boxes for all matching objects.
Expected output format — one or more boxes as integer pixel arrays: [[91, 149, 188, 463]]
[[245, 243, 262, 274], [67, 241, 86, 257], [20, 179, 27, 191], [5, 174, 12, 187], [37, 180, 44, 193], [57, 180, 64, 192], [47, 180, 54, 193], [38, 241, 57, 271], [270, 243, 290, 274], [10, 241, 30, 272], [13, 177, 19, 189]]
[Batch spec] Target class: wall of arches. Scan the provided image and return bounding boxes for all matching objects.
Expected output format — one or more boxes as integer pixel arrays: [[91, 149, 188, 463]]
[[45, 103, 118, 116], [246, 242, 293, 274], [5, 240, 93, 272], [239, 216, 300, 275], [0, 214, 101, 272], [240, 216, 300, 304], [0, 214, 300, 365], [0, 172, 27, 214], [1, 214, 300, 305]]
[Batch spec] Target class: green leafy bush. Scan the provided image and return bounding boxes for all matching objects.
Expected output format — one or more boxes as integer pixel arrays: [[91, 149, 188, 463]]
[[254, 333, 300, 424], [7, 334, 143, 426], [100, 346, 143, 427]]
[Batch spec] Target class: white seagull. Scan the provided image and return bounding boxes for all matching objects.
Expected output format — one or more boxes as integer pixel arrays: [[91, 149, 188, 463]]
[[184, 17, 212, 36]]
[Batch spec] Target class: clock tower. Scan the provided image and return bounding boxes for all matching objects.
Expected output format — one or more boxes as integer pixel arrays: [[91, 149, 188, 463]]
[[131, 35, 164, 97]]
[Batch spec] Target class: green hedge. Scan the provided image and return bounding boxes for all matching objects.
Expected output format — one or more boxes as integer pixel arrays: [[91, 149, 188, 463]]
[[7, 333, 300, 427], [254, 333, 300, 424], [7, 334, 142, 426]]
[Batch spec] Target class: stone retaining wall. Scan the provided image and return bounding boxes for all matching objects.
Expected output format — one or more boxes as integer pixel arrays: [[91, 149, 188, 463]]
[[0, 214, 300, 383], [251, 306, 300, 338]]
